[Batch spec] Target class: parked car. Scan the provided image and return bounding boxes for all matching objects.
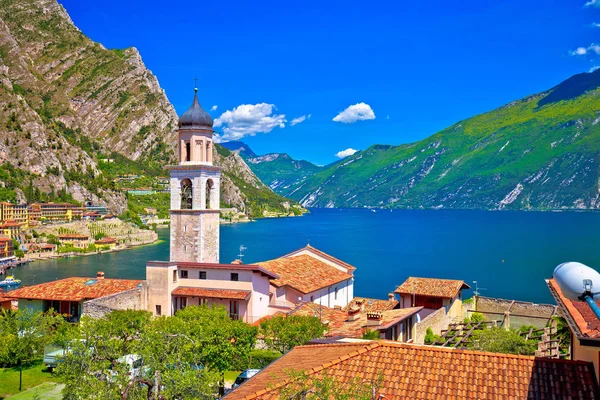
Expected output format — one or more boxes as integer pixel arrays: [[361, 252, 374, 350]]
[[107, 354, 150, 382], [232, 369, 261, 389]]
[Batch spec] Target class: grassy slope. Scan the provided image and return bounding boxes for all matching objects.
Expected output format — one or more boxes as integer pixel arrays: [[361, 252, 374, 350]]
[[291, 70, 600, 210], [0, 361, 59, 399]]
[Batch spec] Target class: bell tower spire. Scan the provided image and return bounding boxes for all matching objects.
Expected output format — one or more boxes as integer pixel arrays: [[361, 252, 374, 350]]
[[168, 87, 220, 263]]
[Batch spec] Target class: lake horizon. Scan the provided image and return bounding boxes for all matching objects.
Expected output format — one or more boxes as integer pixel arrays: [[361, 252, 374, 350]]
[[7, 207, 600, 305]]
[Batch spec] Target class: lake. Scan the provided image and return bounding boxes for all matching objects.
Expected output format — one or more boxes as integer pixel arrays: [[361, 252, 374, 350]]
[[7, 208, 600, 304]]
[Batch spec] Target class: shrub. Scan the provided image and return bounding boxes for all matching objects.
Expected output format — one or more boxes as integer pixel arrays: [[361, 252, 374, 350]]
[[424, 327, 441, 345]]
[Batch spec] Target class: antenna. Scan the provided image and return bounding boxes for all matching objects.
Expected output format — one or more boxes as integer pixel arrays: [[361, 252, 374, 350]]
[[193, 77, 199, 89], [238, 245, 247, 262], [472, 280, 487, 297]]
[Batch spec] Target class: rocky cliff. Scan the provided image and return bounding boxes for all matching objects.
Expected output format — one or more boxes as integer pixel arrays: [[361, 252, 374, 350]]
[[0, 0, 294, 217]]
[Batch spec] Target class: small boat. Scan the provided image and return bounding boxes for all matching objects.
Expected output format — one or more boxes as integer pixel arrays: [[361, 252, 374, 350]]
[[0, 276, 21, 287]]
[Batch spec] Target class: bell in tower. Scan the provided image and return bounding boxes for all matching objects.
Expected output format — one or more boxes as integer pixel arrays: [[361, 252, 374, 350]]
[[168, 87, 221, 263]]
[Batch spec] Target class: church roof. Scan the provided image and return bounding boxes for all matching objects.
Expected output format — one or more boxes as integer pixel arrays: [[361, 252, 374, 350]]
[[178, 88, 213, 131]]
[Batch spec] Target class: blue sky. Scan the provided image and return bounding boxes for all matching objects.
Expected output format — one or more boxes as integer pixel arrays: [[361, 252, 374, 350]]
[[62, 0, 599, 165]]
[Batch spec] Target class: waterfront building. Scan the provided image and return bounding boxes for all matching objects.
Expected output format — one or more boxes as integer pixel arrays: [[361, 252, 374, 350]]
[[0, 220, 23, 239], [85, 203, 108, 215], [8, 272, 142, 322], [225, 341, 599, 399], [546, 278, 600, 383], [95, 236, 117, 249], [28, 202, 84, 223], [0, 202, 29, 226], [145, 89, 356, 321], [0, 237, 15, 267], [58, 233, 90, 249], [395, 277, 469, 319]]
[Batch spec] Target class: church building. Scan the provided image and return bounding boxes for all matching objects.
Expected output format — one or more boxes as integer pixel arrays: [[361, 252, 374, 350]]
[[145, 89, 355, 322]]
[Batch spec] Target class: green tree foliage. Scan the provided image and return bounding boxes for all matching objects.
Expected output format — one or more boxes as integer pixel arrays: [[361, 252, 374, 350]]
[[424, 327, 441, 345], [361, 328, 381, 340], [57, 306, 257, 399], [470, 327, 537, 355], [0, 308, 70, 368], [260, 315, 327, 354]]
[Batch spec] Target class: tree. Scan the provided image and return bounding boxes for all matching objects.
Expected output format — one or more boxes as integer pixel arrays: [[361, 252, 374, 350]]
[[361, 328, 381, 340], [470, 327, 537, 355], [15, 249, 24, 258], [260, 315, 327, 354], [0, 309, 69, 390], [424, 327, 441, 345], [58, 306, 254, 399]]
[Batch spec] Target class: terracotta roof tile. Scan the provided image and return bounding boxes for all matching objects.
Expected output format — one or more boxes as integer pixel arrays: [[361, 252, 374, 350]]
[[258, 254, 353, 294], [547, 278, 600, 339], [395, 277, 470, 299], [342, 297, 398, 313], [283, 245, 357, 271], [289, 302, 421, 338], [7, 277, 142, 302], [172, 287, 250, 300], [226, 342, 599, 399]]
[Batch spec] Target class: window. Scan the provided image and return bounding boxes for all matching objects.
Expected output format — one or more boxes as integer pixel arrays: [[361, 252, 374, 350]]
[[155, 305, 162, 316], [310, 295, 314, 302], [335, 287, 338, 300], [199, 271, 207, 280], [231, 273, 239, 281], [173, 270, 177, 283], [180, 270, 188, 279]]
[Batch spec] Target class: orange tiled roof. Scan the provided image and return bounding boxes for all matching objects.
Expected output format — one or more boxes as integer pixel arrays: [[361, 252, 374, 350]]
[[8, 277, 142, 302], [95, 237, 116, 244], [0, 220, 23, 228], [227, 341, 599, 400], [172, 287, 250, 300], [342, 296, 398, 313], [394, 277, 470, 299], [258, 254, 353, 294], [283, 245, 357, 271], [289, 302, 421, 338], [547, 278, 600, 339]]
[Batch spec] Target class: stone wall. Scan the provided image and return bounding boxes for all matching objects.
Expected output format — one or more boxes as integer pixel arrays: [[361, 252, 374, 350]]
[[82, 287, 144, 319], [468, 296, 556, 330], [415, 307, 451, 344]]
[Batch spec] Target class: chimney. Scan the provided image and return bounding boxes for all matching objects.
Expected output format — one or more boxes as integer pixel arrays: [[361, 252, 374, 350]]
[[347, 306, 361, 321], [365, 311, 383, 326], [96, 271, 105, 279], [356, 299, 365, 313], [231, 259, 242, 265], [388, 292, 395, 302], [334, 305, 342, 310]]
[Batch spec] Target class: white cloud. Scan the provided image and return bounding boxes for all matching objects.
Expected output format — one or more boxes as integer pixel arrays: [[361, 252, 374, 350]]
[[591, 66, 600, 72], [386, 115, 390, 120], [592, 22, 600, 27], [332, 102, 376, 123], [585, 0, 600, 7], [210, 105, 218, 111], [213, 103, 286, 142], [290, 115, 306, 126], [570, 44, 600, 56], [335, 148, 358, 158]]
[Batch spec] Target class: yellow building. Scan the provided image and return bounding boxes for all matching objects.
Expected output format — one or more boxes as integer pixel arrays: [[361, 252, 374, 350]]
[[0, 202, 29, 226], [0, 220, 23, 240], [28, 203, 84, 223]]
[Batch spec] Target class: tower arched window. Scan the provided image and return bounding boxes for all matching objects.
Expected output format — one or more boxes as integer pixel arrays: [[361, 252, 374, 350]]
[[185, 142, 191, 162], [206, 179, 214, 209], [181, 179, 193, 210]]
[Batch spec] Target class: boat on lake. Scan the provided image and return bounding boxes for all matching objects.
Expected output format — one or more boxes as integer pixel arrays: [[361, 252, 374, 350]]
[[0, 276, 21, 287]]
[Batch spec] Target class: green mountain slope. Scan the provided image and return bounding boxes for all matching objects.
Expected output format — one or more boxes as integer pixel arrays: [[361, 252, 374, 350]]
[[291, 70, 600, 210], [220, 142, 324, 197], [0, 0, 296, 217]]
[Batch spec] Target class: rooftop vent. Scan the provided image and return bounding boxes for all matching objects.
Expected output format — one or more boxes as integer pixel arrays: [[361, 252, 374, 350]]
[[96, 271, 105, 279], [84, 279, 98, 286]]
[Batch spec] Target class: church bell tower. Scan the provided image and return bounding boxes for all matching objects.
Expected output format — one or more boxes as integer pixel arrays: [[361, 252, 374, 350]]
[[169, 88, 220, 263]]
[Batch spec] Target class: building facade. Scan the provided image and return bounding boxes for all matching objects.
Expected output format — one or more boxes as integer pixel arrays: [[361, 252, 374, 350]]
[[28, 203, 84, 223], [0, 202, 28, 226]]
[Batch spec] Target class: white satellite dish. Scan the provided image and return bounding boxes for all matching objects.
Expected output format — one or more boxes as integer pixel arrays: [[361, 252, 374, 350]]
[[553, 262, 600, 301]]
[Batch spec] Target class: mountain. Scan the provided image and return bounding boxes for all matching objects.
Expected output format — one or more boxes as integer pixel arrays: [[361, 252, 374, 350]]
[[289, 70, 600, 210], [0, 0, 296, 217], [221, 142, 323, 197], [220, 141, 257, 158]]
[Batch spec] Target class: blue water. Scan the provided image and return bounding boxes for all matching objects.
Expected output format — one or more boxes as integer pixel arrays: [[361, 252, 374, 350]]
[[7, 208, 600, 304]]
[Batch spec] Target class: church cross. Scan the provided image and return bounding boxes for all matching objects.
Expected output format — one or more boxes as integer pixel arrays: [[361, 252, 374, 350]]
[[193, 77, 199, 88]]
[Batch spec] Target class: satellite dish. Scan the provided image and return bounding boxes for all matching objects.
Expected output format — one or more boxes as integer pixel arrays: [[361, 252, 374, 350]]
[[553, 262, 600, 301]]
